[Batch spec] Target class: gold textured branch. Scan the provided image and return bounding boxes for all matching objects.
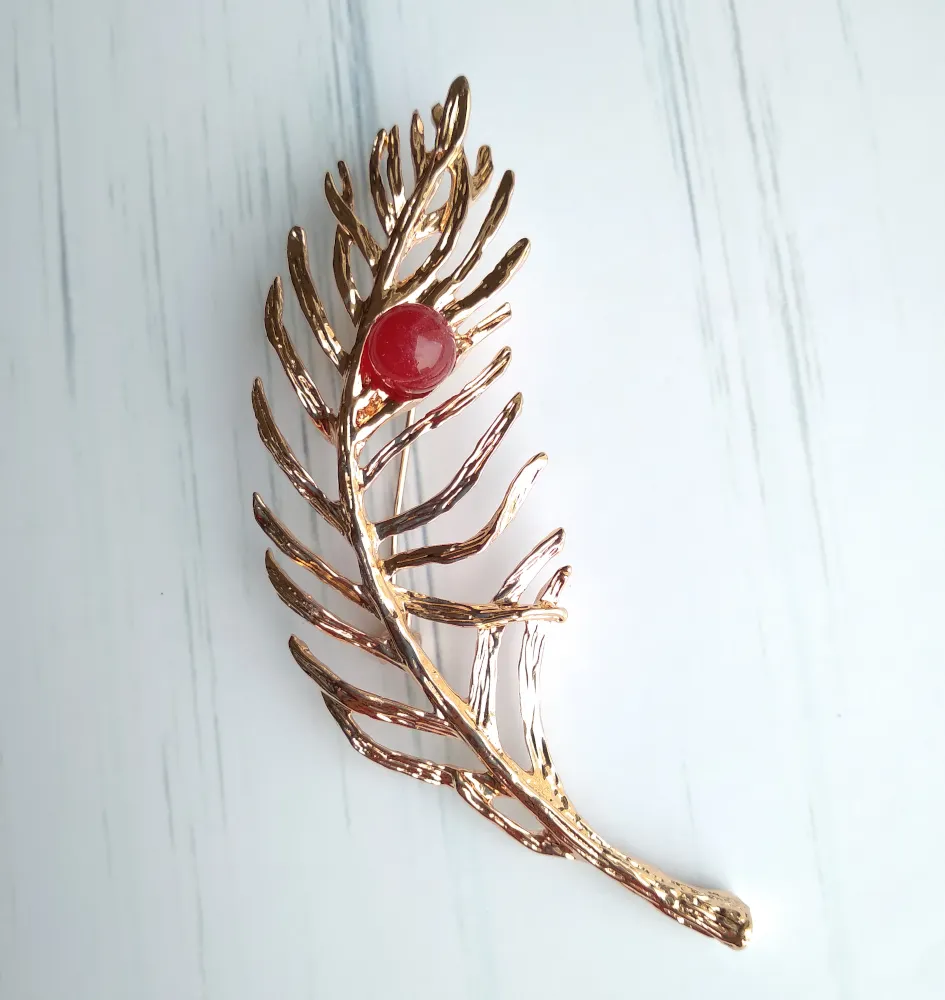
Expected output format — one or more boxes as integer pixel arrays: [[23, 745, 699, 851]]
[[264, 278, 334, 442], [252, 75, 752, 949], [253, 494, 368, 609], [252, 380, 346, 534], [468, 529, 567, 744], [289, 637, 452, 736], [369, 129, 396, 236], [383, 454, 547, 573], [333, 230, 362, 324], [430, 168, 515, 309], [265, 552, 400, 667], [444, 237, 530, 326], [376, 393, 522, 538], [400, 591, 566, 627], [286, 226, 349, 376], [363, 346, 512, 484], [518, 565, 570, 788], [325, 163, 382, 271], [457, 302, 512, 353]]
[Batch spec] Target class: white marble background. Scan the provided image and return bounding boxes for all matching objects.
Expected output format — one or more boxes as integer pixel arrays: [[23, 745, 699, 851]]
[[2, 2, 944, 998]]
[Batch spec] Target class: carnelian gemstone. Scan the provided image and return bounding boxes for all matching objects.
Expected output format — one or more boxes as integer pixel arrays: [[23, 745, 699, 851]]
[[360, 303, 457, 402]]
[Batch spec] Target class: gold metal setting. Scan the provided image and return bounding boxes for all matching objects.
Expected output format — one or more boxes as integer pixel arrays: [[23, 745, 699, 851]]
[[253, 76, 751, 948]]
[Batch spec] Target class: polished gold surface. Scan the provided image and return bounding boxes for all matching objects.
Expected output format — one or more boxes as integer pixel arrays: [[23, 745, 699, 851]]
[[252, 76, 752, 949]]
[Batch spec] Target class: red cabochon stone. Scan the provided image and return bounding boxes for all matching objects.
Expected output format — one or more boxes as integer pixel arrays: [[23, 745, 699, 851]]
[[360, 303, 457, 402]]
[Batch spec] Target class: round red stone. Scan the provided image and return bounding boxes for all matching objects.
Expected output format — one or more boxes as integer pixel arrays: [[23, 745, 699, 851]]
[[360, 303, 457, 402]]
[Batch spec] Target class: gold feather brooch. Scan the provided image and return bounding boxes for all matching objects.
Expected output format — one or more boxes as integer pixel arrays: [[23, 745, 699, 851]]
[[251, 76, 751, 948]]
